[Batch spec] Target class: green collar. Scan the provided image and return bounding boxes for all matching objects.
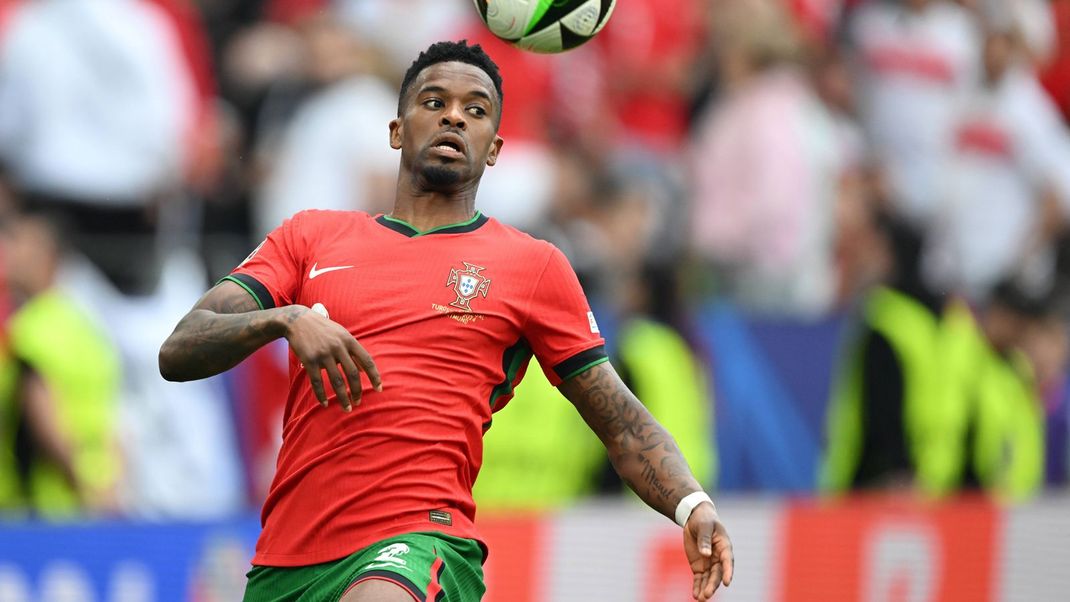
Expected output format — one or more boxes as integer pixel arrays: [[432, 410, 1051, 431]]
[[376, 212, 489, 237]]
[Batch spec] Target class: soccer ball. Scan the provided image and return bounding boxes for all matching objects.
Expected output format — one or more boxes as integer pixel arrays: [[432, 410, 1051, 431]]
[[473, 0, 616, 54]]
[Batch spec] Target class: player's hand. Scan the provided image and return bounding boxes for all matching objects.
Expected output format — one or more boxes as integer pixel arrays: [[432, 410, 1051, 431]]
[[283, 305, 382, 411], [684, 502, 733, 601]]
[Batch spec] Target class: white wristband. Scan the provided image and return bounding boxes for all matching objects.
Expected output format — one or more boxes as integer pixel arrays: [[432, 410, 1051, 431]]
[[675, 491, 714, 527]]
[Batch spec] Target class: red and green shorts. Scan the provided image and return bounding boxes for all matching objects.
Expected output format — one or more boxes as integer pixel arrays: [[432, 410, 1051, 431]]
[[243, 532, 486, 602]]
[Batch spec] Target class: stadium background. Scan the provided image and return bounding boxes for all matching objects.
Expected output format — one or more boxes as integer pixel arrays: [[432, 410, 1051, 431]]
[[0, 0, 1068, 600]]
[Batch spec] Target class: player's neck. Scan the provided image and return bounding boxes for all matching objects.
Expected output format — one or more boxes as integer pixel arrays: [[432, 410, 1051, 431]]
[[391, 175, 480, 232]]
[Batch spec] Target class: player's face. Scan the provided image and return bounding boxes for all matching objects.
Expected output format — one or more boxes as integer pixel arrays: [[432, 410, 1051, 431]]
[[390, 62, 503, 191]]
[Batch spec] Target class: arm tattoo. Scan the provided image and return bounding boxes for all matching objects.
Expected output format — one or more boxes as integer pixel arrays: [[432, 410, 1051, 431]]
[[159, 281, 301, 381], [559, 363, 702, 520]]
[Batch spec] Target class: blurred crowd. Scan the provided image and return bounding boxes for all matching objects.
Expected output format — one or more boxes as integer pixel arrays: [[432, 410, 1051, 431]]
[[0, 0, 1068, 520]]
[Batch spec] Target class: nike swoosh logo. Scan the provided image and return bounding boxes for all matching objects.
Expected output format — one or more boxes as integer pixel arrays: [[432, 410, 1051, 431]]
[[308, 263, 354, 279]]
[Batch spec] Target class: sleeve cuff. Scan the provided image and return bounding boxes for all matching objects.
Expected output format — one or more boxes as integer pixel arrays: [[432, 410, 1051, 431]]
[[553, 345, 609, 382], [220, 274, 276, 310]]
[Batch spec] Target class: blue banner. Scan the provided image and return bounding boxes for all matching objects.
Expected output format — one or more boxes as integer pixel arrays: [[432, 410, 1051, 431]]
[[0, 517, 260, 601]]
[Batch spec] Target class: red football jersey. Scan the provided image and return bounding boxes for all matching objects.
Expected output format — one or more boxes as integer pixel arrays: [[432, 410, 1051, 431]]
[[226, 210, 606, 566]]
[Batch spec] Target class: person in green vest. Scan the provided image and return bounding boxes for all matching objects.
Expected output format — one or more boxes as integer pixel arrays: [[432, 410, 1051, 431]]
[[822, 212, 957, 495], [560, 261, 718, 499], [473, 363, 606, 511], [474, 263, 717, 510], [607, 264, 716, 493], [823, 202, 1048, 500], [1, 211, 122, 517], [942, 281, 1048, 502]]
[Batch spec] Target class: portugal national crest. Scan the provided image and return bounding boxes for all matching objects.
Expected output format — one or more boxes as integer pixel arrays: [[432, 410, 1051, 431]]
[[446, 262, 491, 312]]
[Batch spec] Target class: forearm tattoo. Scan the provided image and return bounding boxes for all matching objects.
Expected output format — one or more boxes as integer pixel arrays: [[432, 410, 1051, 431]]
[[559, 364, 702, 519], [159, 282, 299, 381]]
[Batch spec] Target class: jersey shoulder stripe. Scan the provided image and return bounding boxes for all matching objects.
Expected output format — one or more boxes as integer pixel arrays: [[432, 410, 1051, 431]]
[[221, 273, 276, 310], [554, 345, 609, 381]]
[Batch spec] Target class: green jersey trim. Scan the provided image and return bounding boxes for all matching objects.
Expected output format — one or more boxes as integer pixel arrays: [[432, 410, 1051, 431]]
[[376, 212, 489, 238], [553, 345, 609, 382], [489, 338, 533, 410], [561, 357, 609, 382], [220, 274, 273, 310]]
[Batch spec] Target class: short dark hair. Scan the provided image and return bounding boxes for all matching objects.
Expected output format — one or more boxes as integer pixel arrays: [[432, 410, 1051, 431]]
[[397, 40, 504, 118]]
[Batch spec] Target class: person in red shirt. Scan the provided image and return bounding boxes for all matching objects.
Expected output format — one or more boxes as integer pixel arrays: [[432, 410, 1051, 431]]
[[160, 41, 733, 602]]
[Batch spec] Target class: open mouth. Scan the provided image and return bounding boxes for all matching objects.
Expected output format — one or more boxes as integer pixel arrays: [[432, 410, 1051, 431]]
[[434, 140, 462, 153], [430, 133, 466, 158]]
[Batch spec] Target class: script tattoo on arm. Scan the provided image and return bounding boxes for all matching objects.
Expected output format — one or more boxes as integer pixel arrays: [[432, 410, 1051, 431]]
[[159, 280, 305, 382], [559, 362, 703, 520]]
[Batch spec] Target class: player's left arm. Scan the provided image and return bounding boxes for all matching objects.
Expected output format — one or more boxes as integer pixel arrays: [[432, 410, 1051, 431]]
[[559, 361, 734, 600]]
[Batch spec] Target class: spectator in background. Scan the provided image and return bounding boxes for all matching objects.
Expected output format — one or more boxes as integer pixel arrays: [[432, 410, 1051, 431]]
[[942, 281, 1049, 501], [846, 0, 981, 224], [823, 203, 1051, 500], [556, 0, 708, 262], [810, 43, 878, 306], [533, 150, 669, 300], [812, 47, 869, 175], [206, 3, 308, 279], [592, 172, 716, 492], [531, 148, 613, 292], [148, 0, 224, 197], [690, 0, 844, 316], [608, 264, 717, 493], [0, 0, 195, 296], [581, 171, 717, 492], [253, 10, 398, 238], [926, 14, 1070, 302], [335, 0, 470, 77], [476, 176, 718, 508], [0, 0, 245, 518], [594, 0, 706, 155], [473, 366, 606, 511], [1, 212, 122, 518], [822, 212, 957, 495]]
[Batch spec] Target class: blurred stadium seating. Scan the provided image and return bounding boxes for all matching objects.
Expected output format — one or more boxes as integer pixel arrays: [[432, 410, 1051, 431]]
[[0, 0, 1068, 600]]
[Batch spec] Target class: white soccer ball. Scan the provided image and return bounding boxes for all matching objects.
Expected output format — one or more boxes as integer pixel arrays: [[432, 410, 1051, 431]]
[[473, 0, 616, 54]]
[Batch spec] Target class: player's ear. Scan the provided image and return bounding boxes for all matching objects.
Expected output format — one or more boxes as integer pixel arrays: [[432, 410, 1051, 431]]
[[389, 118, 402, 150], [486, 135, 503, 167]]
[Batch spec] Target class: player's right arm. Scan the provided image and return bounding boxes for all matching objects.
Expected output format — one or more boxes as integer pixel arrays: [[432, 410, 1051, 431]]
[[158, 280, 380, 411]]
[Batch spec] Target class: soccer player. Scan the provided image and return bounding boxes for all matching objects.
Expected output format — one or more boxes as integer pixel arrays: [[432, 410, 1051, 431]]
[[159, 41, 733, 602]]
